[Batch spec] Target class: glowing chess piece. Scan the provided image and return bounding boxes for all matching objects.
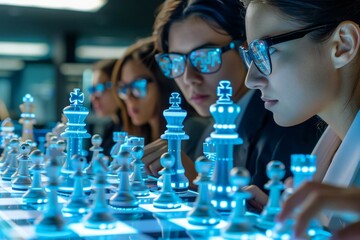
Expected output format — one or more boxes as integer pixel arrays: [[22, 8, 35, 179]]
[[59, 88, 91, 194], [85, 134, 103, 179], [158, 92, 189, 192], [130, 146, 149, 196], [62, 155, 91, 215], [23, 150, 47, 204], [12, 142, 32, 191], [187, 156, 221, 225], [2, 138, 20, 181], [153, 152, 182, 209], [222, 167, 258, 239], [257, 161, 285, 229], [19, 94, 36, 141], [210, 80, 243, 212]]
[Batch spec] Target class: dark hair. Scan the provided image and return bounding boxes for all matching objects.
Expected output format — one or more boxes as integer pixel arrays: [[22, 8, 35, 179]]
[[111, 36, 196, 144], [248, 0, 360, 41], [92, 59, 117, 79], [153, 0, 246, 53]]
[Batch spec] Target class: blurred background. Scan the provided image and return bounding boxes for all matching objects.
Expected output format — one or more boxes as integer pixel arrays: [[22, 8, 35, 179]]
[[0, 0, 164, 131]]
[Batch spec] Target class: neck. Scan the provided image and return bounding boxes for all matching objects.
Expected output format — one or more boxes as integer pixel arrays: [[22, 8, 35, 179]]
[[319, 70, 360, 140]]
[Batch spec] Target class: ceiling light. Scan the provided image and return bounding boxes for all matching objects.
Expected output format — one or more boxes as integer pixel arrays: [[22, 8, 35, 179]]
[[76, 46, 127, 60], [0, 42, 49, 57], [0, 0, 107, 12]]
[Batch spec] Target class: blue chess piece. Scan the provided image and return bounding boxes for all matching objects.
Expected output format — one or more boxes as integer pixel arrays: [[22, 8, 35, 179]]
[[19, 94, 36, 141], [158, 92, 189, 192], [210, 80, 243, 212], [59, 88, 91, 193]]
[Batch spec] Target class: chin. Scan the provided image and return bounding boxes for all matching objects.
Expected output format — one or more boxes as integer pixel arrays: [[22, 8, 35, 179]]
[[194, 106, 211, 118], [273, 114, 308, 127]]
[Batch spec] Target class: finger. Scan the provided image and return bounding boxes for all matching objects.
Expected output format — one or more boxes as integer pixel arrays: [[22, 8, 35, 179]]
[[142, 145, 167, 165], [331, 221, 360, 240], [294, 187, 360, 237], [243, 185, 269, 206], [149, 160, 162, 177], [277, 181, 334, 222]]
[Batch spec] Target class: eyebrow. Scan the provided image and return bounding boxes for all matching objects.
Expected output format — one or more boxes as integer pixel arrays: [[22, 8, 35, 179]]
[[170, 42, 223, 54]]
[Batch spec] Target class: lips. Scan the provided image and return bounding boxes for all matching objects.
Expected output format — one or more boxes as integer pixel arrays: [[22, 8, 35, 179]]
[[128, 107, 139, 117], [189, 94, 209, 104], [261, 96, 278, 109]]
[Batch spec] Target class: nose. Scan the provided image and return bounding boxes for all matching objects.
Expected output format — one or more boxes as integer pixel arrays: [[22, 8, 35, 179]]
[[245, 62, 268, 90], [181, 61, 203, 85]]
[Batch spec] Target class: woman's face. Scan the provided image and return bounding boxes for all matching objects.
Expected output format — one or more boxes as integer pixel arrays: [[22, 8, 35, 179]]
[[168, 16, 247, 117], [119, 59, 158, 126], [90, 70, 118, 117], [244, 2, 339, 126]]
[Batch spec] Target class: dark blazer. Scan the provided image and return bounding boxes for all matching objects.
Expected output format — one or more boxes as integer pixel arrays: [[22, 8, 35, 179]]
[[235, 90, 325, 192]]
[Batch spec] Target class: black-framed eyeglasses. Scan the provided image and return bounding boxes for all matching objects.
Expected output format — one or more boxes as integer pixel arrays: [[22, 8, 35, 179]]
[[239, 24, 336, 76], [117, 78, 153, 100], [87, 81, 112, 95], [155, 41, 242, 79]]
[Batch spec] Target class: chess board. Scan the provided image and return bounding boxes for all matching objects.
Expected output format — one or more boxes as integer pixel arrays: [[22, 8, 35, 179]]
[[0, 176, 263, 240]]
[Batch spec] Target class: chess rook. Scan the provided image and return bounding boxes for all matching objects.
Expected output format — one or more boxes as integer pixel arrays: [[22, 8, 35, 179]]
[[59, 88, 91, 193], [158, 92, 189, 192], [210, 80, 243, 212]]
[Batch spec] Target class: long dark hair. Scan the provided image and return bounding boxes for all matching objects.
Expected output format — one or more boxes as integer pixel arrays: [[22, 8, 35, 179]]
[[153, 0, 246, 52], [111, 36, 196, 144], [248, 0, 360, 41]]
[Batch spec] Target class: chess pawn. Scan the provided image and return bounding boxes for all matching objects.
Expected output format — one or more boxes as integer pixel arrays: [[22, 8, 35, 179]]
[[108, 132, 128, 175], [23, 150, 47, 204], [62, 155, 91, 215], [257, 161, 285, 229], [2, 138, 20, 181], [187, 156, 221, 225], [19, 94, 36, 141], [83, 153, 117, 229], [130, 146, 149, 196], [85, 134, 103, 179], [56, 140, 67, 166], [0, 118, 14, 164], [35, 154, 71, 237], [12, 142, 32, 191], [153, 152, 182, 209], [109, 151, 139, 208], [222, 167, 258, 239]]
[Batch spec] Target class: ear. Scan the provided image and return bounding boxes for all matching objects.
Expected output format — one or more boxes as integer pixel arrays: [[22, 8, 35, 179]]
[[331, 21, 360, 69]]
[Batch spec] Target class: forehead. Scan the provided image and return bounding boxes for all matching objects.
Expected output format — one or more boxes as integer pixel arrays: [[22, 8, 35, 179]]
[[245, 2, 302, 42], [120, 59, 153, 84], [92, 70, 108, 85], [168, 16, 232, 53]]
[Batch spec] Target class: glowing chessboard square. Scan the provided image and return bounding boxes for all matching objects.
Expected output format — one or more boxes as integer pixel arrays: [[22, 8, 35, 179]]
[[139, 203, 192, 212], [170, 218, 228, 230], [68, 222, 139, 237], [0, 209, 41, 220]]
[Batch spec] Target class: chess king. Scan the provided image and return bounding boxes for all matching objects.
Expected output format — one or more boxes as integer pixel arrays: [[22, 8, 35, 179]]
[[210, 80, 243, 212]]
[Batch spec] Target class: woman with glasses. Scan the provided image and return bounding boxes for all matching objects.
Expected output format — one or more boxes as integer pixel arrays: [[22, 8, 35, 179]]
[[150, 0, 324, 193], [241, 0, 360, 237], [111, 37, 208, 167], [88, 59, 123, 156]]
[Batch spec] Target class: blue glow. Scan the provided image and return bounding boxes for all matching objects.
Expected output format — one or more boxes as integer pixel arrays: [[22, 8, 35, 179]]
[[37, 199, 48, 204], [218, 106, 224, 113], [301, 166, 309, 173], [281, 234, 291, 240], [308, 229, 316, 236], [78, 208, 86, 214], [220, 201, 228, 208], [228, 106, 234, 113], [69, 88, 84, 105]]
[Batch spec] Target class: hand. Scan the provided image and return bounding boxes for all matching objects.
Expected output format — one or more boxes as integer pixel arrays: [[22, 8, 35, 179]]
[[331, 221, 360, 240], [143, 138, 168, 177], [277, 181, 360, 238], [243, 184, 269, 212]]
